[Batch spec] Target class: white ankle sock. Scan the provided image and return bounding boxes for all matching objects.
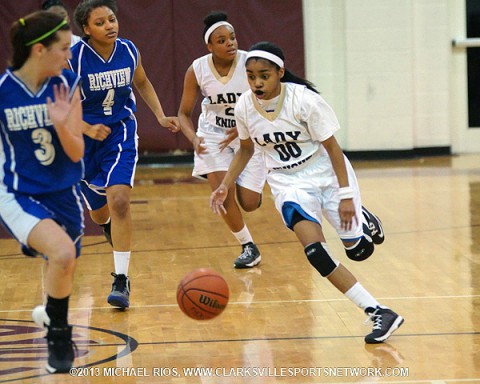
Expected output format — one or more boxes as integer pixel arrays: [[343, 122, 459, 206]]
[[345, 282, 380, 311], [114, 251, 130, 276], [232, 225, 253, 245]]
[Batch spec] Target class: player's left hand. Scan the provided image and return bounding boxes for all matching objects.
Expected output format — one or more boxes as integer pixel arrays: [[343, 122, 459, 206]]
[[158, 116, 181, 133], [339, 199, 357, 231], [219, 127, 238, 151], [47, 84, 79, 130], [210, 183, 228, 215]]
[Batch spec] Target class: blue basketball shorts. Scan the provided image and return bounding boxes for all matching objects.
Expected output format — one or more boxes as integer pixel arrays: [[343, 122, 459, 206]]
[[0, 184, 84, 258], [81, 115, 138, 211]]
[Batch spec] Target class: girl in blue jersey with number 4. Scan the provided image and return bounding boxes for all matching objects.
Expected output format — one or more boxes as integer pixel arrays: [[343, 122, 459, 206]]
[[69, 0, 180, 309], [0, 11, 84, 373]]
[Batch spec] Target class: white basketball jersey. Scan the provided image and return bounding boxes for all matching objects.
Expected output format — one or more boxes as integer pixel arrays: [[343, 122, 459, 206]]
[[235, 83, 341, 170], [192, 50, 249, 131]]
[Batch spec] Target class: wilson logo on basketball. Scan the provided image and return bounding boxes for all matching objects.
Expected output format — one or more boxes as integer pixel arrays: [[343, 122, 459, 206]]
[[199, 294, 226, 310], [177, 268, 229, 320]]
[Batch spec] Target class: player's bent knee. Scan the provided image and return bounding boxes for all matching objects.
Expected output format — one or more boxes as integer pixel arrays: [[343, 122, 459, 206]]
[[237, 193, 262, 212], [49, 246, 76, 272], [304, 242, 339, 277], [108, 196, 130, 218], [345, 236, 374, 262], [239, 200, 259, 212]]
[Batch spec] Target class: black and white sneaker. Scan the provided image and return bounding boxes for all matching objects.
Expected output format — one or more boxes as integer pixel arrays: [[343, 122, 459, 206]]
[[234, 242, 261, 269], [46, 325, 75, 373], [101, 222, 113, 247], [107, 273, 130, 308], [362, 207, 385, 244], [364, 306, 404, 344]]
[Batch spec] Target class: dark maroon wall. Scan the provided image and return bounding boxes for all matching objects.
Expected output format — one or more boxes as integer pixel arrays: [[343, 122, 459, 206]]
[[0, 0, 304, 155]]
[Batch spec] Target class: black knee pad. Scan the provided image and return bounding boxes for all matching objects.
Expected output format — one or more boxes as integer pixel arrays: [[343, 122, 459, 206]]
[[345, 236, 374, 261], [305, 242, 339, 277]]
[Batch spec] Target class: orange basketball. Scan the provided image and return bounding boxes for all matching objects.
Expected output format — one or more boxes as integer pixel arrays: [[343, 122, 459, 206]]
[[176, 268, 229, 320]]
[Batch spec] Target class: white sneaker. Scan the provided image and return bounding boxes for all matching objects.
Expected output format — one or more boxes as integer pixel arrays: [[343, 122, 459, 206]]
[[32, 305, 50, 329]]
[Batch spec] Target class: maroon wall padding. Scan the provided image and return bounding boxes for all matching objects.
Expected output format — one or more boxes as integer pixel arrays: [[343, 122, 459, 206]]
[[0, 0, 304, 155]]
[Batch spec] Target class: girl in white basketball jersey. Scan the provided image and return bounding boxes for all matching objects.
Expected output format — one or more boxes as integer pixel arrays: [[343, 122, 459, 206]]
[[41, 0, 81, 46], [210, 41, 404, 344], [178, 12, 266, 269]]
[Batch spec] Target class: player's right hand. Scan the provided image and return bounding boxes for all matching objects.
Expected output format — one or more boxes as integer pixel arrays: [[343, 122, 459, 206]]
[[193, 135, 207, 155], [84, 123, 111, 141], [218, 127, 238, 151], [210, 184, 228, 215]]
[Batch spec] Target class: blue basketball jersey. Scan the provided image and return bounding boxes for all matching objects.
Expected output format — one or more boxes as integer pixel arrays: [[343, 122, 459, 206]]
[[68, 38, 138, 125], [0, 68, 83, 194]]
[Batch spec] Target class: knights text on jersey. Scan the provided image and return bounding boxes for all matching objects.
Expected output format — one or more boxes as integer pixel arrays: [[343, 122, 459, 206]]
[[235, 83, 341, 171], [192, 50, 249, 130], [0, 69, 83, 194], [68, 38, 138, 125]]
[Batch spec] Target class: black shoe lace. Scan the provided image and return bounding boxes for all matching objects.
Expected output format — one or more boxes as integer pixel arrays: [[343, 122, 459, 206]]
[[111, 272, 128, 293]]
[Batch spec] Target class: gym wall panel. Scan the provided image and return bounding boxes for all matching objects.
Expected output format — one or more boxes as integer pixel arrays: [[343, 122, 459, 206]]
[[0, 0, 304, 155]]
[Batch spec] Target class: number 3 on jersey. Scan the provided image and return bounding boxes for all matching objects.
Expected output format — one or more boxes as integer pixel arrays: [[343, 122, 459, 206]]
[[102, 89, 115, 115], [32, 128, 55, 166]]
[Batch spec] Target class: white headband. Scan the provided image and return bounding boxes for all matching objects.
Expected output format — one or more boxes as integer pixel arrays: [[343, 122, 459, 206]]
[[246, 50, 284, 68], [204, 21, 234, 44]]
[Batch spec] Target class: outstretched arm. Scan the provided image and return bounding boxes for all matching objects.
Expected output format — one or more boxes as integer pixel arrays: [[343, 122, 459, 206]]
[[47, 84, 84, 162], [210, 137, 255, 214], [133, 52, 180, 133]]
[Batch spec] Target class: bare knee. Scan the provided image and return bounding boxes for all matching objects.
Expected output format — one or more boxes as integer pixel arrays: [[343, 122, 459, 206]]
[[108, 193, 130, 219], [238, 200, 259, 212], [236, 190, 262, 212], [48, 245, 76, 274]]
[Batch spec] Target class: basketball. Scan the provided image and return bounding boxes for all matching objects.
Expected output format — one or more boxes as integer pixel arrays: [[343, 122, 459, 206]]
[[176, 268, 229, 320]]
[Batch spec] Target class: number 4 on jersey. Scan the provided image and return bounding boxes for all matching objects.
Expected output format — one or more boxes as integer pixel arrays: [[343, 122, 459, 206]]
[[102, 89, 115, 115]]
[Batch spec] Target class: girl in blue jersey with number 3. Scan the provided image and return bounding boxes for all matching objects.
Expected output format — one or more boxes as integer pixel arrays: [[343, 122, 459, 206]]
[[0, 11, 84, 373], [69, 0, 180, 309]]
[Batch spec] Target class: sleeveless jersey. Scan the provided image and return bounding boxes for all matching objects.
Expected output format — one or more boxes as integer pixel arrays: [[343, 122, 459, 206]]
[[192, 50, 249, 131], [68, 38, 138, 125], [235, 83, 341, 171], [0, 68, 83, 194]]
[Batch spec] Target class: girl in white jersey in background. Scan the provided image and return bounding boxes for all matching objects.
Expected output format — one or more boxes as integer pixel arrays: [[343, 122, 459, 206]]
[[41, 0, 82, 47], [178, 12, 266, 269], [210, 41, 404, 344]]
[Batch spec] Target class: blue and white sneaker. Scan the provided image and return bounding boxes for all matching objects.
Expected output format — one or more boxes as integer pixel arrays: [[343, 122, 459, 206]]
[[107, 273, 130, 308]]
